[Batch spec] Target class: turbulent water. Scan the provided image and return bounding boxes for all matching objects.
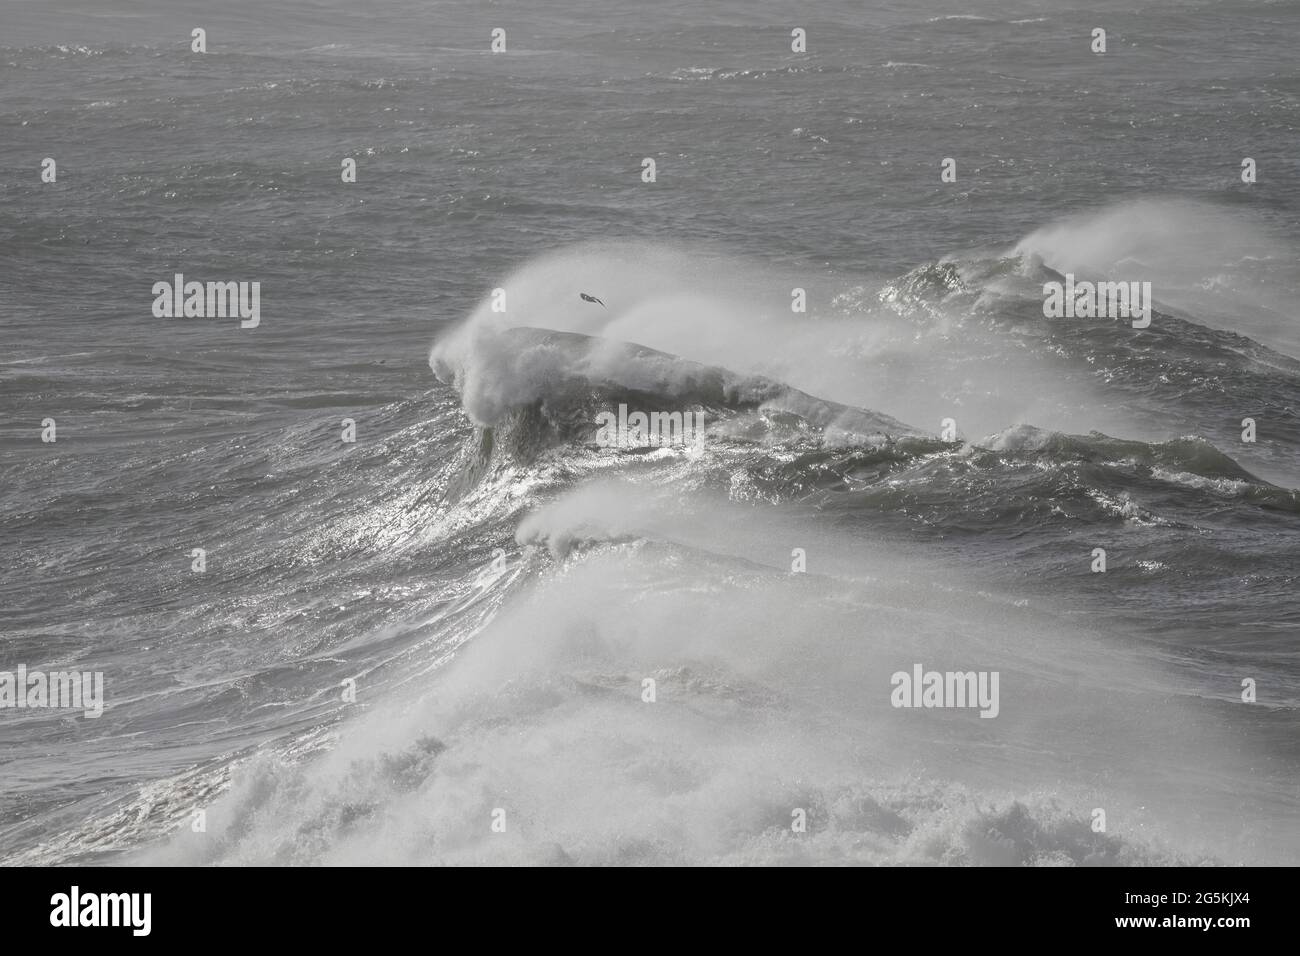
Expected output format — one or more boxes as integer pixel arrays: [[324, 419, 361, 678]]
[[1, 0, 1298, 865]]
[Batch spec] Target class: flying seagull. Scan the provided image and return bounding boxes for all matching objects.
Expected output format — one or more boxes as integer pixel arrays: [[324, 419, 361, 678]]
[[579, 292, 605, 307]]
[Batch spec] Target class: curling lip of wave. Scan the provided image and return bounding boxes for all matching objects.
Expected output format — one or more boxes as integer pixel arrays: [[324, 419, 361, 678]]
[[432, 328, 1295, 510], [431, 325, 924, 441]]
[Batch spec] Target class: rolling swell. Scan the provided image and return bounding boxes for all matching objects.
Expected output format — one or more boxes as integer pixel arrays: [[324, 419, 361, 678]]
[[436, 322, 1300, 534], [115, 239, 1300, 866]]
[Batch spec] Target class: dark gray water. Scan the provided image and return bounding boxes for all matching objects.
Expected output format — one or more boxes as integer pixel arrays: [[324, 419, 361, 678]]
[[1, 0, 1297, 865]]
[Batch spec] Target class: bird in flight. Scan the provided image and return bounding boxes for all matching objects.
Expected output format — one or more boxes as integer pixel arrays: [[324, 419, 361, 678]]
[[579, 292, 606, 307]]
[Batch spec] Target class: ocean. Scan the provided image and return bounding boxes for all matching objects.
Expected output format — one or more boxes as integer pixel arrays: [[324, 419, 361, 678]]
[[1, 0, 1297, 865]]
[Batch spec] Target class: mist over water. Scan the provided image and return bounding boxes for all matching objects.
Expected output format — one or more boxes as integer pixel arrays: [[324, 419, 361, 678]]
[[1, 0, 1298, 867], [137, 478, 1286, 865], [1016, 198, 1300, 360]]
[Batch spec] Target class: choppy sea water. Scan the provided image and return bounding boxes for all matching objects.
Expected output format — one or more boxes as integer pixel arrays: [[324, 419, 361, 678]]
[[1, 0, 1298, 865]]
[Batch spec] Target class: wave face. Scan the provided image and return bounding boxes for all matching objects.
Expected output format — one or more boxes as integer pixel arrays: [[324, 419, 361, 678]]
[[2, 0, 1298, 867]]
